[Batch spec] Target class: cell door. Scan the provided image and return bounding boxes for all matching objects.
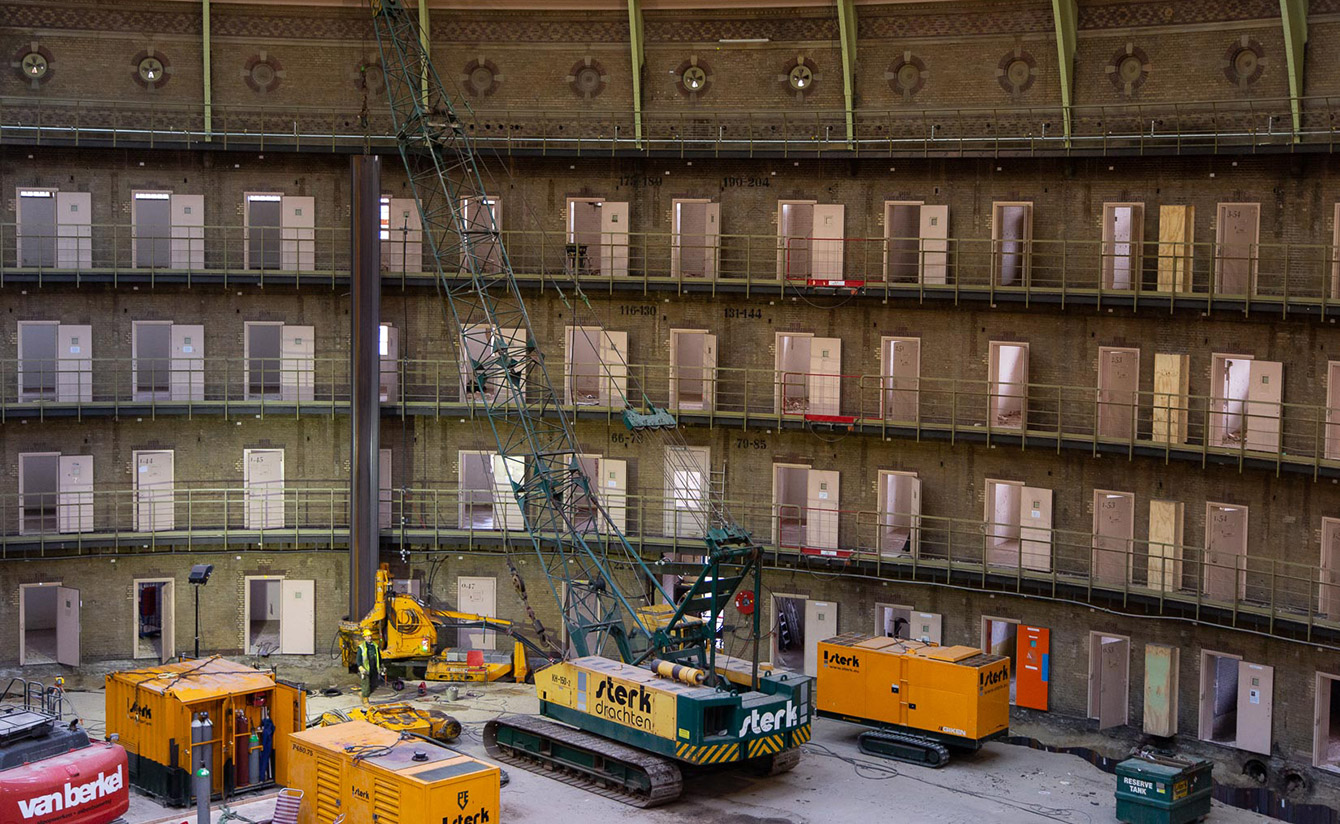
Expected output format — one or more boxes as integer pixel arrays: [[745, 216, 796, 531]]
[[279, 579, 315, 655], [133, 192, 173, 268], [457, 577, 498, 649], [1144, 644, 1180, 737], [1097, 347, 1139, 440], [244, 449, 285, 529], [878, 470, 921, 557], [17, 189, 57, 267], [1327, 362, 1340, 460], [1157, 205, 1195, 293], [1090, 635, 1130, 730], [665, 446, 709, 539], [490, 453, 526, 530], [597, 457, 627, 533], [56, 192, 91, 269], [57, 455, 93, 534], [701, 202, 720, 279], [379, 323, 399, 402], [881, 337, 920, 421], [56, 324, 92, 403], [1152, 353, 1190, 444], [1018, 486, 1053, 572], [1015, 625, 1050, 711], [1092, 490, 1134, 585], [805, 469, 839, 551], [1236, 662, 1274, 755], [56, 586, 81, 667], [1315, 673, 1340, 770], [919, 205, 949, 285], [993, 202, 1032, 286], [1147, 499, 1184, 592], [599, 201, 630, 277], [600, 330, 628, 406], [385, 197, 423, 273], [170, 194, 205, 270], [810, 204, 845, 281], [802, 599, 837, 677], [1244, 360, 1283, 452], [170, 324, 205, 402], [281, 196, 315, 271], [1320, 518, 1340, 621], [911, 611, 942, 644], [1215, 203, 1260, 294], [280, 325, 315, 402], [807, 337, 841, 417], [1102, 203, 1144, 291], [1204, 503, 1247, 601], [134, 449, 175, 532]]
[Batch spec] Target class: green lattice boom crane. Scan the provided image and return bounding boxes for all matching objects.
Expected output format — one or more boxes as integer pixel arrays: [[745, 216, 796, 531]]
[[367, 0, 814, 807]]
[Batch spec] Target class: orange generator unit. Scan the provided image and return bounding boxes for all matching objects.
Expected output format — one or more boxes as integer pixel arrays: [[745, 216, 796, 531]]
[[815, 633, 1010, 767]]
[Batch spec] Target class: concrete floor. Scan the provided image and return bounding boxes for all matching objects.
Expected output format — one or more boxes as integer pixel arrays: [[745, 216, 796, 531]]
[[61, 682, 1277, 824]]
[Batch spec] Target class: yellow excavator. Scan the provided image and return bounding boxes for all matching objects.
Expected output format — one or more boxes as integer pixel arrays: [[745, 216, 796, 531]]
[[341, 565, 557, 683]]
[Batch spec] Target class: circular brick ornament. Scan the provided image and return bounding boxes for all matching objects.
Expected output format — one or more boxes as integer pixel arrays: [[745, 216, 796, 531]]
[[243, 53, 284, 93], [996, 47, 1037, 96], [885, 52, 927, 100], [1106, 43, 1150, 97], [131, 49, 171, 90], [13, 43, 54, 88], [675, 56, 712, 100], [779, 56, 819, 101], [568, 58, 608, 100], [462, 58, 501, 97], [354, 59, 387, 96], [1222, 37, 1265, 87]]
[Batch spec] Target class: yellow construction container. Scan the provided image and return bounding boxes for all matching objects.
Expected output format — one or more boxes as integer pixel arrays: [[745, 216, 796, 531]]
[[287, 721, 501, 824], [104, 656, 306, 805]]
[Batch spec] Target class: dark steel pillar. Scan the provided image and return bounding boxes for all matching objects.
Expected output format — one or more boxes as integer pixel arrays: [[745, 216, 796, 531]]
[[350, 155, 382, 618]]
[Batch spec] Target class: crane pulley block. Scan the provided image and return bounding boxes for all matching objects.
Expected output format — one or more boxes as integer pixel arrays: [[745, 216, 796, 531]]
[[622, 407, 677, 432]]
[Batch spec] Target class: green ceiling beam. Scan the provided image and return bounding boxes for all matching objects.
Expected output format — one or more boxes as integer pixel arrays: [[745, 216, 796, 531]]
[[836, 0, 857, 147], [1051, 0, 1077, 146], [629, 0, 645, 146], [1280, 0, 1309, 140]]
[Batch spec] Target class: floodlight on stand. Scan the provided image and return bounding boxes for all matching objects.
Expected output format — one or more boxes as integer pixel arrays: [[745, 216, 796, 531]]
[[189, 563, 214, 658]]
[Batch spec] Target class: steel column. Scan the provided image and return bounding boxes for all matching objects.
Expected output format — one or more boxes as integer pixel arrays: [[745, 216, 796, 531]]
[[1280, 0, 1309, 140], [1051, 0, 1078, 146], [836, 0, 857, 148], [628, 0, 645, 147], [202, 0, 212, 141], [350, 155, 382, 618]]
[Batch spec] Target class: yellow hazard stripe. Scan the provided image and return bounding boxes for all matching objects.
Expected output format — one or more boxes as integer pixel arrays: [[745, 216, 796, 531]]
[[791, 724, 811, 746], [678, 742, 743, 764]]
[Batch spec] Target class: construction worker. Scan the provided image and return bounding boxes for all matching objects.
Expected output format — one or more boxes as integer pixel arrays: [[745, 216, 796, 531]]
[[357, 628, 384, 707]]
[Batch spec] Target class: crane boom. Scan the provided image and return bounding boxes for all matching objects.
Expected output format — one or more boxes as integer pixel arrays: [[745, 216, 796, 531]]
[[367, 1, 762, 671]]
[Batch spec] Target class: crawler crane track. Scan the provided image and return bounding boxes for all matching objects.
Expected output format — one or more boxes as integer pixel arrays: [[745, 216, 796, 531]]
[[857, 729, 951, 768], [483, 714, 683, 808]]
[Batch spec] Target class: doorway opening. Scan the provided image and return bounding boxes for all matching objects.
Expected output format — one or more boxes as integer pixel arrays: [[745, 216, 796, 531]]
[[134, 579, 174, 661], [133, 191, 172, 268], [246, 322, 283, 399], [1101, 203, 1144, 290], [461, 196, 502, 273], [992, 202, 1033, 286], [459, 324, 525, 404], [246, 193, 283, 270], [775, 332, 840, 417], [988, 341, 1029, 429], [774, 464, 808, 548], [1087, 632, 1131, 729], [875, 603, 912, 639], [981, 617, 1019, 704], [133, 321, 172, 400], [564, 327, 626, 406], [19, 583, 60, 665], [772, 464, 840, 553], [17, 322, 58, 402], [880, 337, 920, 421], [246, 577, 283, 655], [458, 451, 524, 530], [884, 202, 922, 283], [877, 470, 920, 557], [1322, 518, 1340, 621], [566, 198, 628, 277], [381, 196, 423, 274], [776, 333, 811, 414], [985, 479, 1022, 567], [17, 188, 57, 267], [778, 201, 815, 280], [19, 453, 59, 534], [1199, 650, 1242, 746], [672, 199, 719, 279], [669, 329, 715, 411], [664, 445, 709, 539], [1210, 354, 1282, 451]]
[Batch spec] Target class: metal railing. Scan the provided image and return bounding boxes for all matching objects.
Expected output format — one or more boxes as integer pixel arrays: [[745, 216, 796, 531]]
[[3, 95, 1339, 157], [5, 356, 1338, 476], [5, 220, 1337, 314], [1, 485, 1334, 642]]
